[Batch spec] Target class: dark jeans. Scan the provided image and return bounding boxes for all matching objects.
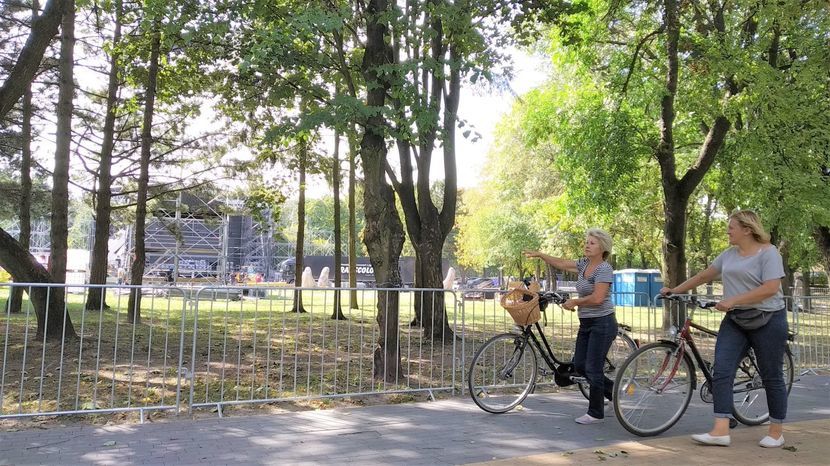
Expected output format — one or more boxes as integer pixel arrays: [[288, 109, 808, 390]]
[[573, 313, 617, 419], [712, 309, 788, 423]]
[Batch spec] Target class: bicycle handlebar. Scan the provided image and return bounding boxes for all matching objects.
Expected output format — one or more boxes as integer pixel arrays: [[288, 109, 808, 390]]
[[519, 278, 570, 305], [538, 290, 570, 305], [657, 293, 718, 309]]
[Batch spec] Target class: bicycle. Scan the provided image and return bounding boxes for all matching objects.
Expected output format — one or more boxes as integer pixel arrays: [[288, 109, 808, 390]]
[[468, 289, 637, 414], [612, 294, 795, 436]]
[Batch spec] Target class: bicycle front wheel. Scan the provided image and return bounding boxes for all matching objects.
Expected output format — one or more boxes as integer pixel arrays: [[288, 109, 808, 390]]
[[732, 346, 795, 426], [577, 330, 637, 400], [468, 333, 538, 413], [613, 342, 696, 436]]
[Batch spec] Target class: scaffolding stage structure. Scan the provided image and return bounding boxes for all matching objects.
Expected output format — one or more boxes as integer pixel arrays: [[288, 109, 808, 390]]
[[2, 193, 335, 285], [137, 194, 295, 283]]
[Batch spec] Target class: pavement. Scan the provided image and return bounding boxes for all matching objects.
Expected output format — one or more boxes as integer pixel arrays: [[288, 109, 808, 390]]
[[0, 375, 828, 465]]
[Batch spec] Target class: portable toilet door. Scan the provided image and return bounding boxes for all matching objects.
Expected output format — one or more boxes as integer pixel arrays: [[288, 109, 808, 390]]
[[613, 269, 636, 306], [633, 270, 650, 306], [645, 269, 664, 306]]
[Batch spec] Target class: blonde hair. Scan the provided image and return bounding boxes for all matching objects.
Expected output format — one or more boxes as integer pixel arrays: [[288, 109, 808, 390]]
[[729, 210, 771, 243], [586, 228, 613, 260]]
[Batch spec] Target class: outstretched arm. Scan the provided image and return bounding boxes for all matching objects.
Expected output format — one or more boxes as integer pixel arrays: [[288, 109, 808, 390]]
[[523, 250, 578, 274]]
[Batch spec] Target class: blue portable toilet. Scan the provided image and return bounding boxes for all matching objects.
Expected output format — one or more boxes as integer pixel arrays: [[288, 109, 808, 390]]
[[613, 269, 634, 306], [613, 269, 650, 306], [645, 269, 663, 305]]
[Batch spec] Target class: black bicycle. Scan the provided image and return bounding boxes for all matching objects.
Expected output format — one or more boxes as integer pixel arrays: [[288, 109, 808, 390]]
[[612, 294, 795, 436], [468, 290, 637, 413]]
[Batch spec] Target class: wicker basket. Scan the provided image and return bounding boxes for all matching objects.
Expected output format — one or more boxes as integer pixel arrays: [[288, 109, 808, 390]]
[[500, 288, 541, 326]]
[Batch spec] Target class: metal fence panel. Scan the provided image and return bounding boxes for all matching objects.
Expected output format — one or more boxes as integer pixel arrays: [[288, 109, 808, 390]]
[[186, 286, 461, 415], [0, 283, 190, 421], [791, 295, 830, 373], [2, 282, 826, 422]]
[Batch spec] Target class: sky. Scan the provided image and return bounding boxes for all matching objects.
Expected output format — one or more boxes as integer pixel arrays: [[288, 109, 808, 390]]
[[441, 50, 550, 189]]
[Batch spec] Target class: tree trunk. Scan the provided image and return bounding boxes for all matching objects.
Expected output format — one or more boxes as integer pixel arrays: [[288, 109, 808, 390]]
[[0, 228, 76, 339], [413, 243, 453, 341], [362, 0, 405, 383], [86, 0, 122, 311], [393, 30, 460, 343], [0, 0, 68, 119], [799, 268, 811, 311], [292, 140, 307, 313], [127, 22, 161, 325], [8, 19, 37, 314], [814, 226, 830, 278], [348, 131, 359, 309], [49, 0, 73, 289], [656, 0, 730, 329], [770, 229, 794, 300], [701, 195, 716, 295], [331, 130, 346, 320]]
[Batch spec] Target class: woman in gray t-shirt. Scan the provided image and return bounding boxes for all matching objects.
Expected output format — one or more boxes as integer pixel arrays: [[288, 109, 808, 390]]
[[524, 228, 616, 425], [662, 210, 788, 448]]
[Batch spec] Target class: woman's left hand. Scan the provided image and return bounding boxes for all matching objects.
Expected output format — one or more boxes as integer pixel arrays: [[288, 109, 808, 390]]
[[715, 298, 736, 313], [563, 298, 578, 311]]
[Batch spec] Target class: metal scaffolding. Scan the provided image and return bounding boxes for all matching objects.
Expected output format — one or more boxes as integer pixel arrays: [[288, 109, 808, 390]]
[[140, 194, 300, 283], [3, 194, 336, 284], [3, 220, 53, 254]]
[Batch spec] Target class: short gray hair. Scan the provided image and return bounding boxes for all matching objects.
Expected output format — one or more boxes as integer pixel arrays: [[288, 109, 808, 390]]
[[586, 228, 613, 260]]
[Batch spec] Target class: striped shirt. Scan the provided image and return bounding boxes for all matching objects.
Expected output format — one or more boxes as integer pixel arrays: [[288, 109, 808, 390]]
[[575, 257, 615, 318]]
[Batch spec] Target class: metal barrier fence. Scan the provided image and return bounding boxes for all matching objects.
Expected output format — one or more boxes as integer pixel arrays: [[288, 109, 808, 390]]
[[0, 283, 189, 422], [185, 286, 460, 416], [792, 295, 830, 374], [1, 283, 827, 421]]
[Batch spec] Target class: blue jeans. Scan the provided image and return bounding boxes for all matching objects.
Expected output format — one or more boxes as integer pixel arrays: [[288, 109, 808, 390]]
[[573, 313, 617, 419], [712, 309, 788, 423]]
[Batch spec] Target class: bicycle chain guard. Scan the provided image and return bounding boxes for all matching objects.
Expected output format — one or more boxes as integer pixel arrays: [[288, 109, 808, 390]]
[[553, 363, 577, 387]]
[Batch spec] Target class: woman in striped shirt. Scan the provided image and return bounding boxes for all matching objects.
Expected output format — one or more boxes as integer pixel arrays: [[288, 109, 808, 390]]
[[525, 228, 616, 424]]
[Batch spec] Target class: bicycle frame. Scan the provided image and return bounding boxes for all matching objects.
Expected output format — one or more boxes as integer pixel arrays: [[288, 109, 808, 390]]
[[522, 322, 573, 373], [655, 307, 720, 393]]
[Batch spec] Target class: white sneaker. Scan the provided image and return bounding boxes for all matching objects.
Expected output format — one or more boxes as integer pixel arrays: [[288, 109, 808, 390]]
[[759, 435, 785, 448], [575, 414, 604, 424], [691, 433, 731, 446]]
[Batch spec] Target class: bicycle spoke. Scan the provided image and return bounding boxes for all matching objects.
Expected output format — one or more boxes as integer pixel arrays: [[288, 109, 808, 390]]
[[468, 333, 538, 413], [613, 342, 694, 437]]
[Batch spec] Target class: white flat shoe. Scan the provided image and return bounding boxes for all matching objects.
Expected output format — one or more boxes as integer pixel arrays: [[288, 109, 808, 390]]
[[691, 432, 731, 446], [759, 435, 785, 448], [575, 414, 604, 424]]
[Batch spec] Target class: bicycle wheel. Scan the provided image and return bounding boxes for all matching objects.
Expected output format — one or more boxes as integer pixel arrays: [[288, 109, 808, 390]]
[[577, 331, 637, 400], [613, 342, 696, 436], [468, 333, 538, 413], [732, 346, 795, 426]]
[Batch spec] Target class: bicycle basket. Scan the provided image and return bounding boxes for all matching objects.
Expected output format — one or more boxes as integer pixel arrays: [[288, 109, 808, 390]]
[[500, 288, 541, 325]]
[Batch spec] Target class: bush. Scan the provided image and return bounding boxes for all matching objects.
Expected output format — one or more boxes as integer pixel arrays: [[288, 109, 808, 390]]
[[0, 267, 10, 283]]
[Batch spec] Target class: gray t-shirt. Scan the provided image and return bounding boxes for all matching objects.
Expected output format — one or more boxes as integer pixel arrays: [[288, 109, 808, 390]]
[[711, 246, 785, 312], [575, 257, 615, 318]]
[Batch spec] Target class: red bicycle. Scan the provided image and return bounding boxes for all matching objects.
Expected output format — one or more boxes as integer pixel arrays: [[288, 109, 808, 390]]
[[612, 294, 795, 436]]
